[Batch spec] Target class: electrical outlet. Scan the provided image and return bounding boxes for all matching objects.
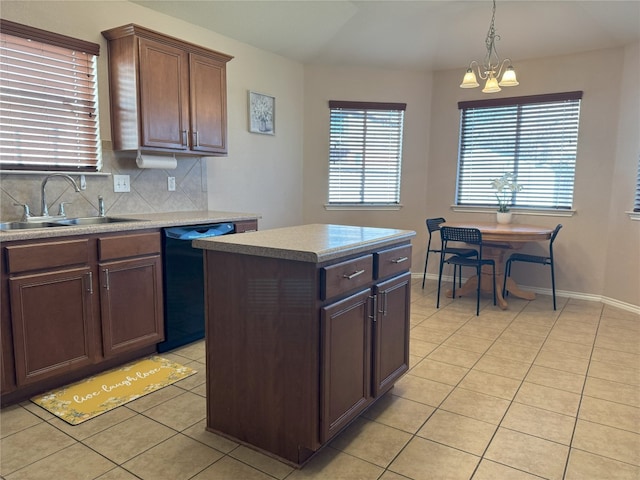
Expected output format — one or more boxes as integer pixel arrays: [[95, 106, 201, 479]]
[[168, 176, 176, 191], [113, 174, 130, 193]]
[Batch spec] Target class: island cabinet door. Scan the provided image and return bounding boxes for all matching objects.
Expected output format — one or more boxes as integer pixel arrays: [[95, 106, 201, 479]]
[[320, 288, 373, 442], [372, 272, 411, 397]]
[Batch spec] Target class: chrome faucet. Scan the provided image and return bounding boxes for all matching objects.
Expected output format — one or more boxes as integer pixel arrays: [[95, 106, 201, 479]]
[[40, 174, 80, 217]]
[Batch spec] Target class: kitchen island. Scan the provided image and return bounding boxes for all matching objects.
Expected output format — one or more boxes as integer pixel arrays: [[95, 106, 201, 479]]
[[194, 224, 415, 466]]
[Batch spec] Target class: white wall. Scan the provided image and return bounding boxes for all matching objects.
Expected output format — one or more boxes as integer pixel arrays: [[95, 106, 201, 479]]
[[0, 1, 304, 230]]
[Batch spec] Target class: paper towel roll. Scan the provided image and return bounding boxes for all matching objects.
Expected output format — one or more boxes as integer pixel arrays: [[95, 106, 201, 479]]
[[136, 153, 177, 169]]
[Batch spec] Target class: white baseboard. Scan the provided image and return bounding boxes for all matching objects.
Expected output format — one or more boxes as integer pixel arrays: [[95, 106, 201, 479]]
[[415, 273, 640, 315]]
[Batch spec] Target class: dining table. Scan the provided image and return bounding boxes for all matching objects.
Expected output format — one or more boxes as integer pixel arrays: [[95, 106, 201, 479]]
[[441, 221, 554, 309]]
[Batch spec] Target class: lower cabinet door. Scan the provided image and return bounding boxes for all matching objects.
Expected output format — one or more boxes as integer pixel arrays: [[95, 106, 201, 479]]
[[9, 267, 96, 386], [320, 288, 372, 442], [100, 255, 164, 357], [372, 272, 411, 397]]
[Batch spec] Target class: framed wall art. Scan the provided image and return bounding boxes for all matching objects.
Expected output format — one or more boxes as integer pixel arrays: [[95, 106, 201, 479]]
[[248, 91, 275, 135]]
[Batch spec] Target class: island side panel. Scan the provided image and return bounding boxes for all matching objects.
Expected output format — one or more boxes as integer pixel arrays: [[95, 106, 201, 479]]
[[203, 250, 321, 464]]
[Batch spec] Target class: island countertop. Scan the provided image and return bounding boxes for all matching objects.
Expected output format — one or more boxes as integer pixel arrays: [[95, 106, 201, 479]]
[[193, 223, 416, 263]]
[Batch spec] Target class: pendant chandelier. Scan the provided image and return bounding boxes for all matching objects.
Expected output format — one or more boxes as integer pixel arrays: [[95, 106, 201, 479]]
[[460, 0, 519, 93]]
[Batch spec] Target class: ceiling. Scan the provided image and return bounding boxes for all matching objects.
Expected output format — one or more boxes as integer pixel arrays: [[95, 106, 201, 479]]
[[130, 0, 640, 72]]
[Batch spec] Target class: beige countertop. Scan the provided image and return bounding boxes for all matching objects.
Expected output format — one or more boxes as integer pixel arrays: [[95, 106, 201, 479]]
[[193, 223, 416, 263], [0, 210, 260, 242]]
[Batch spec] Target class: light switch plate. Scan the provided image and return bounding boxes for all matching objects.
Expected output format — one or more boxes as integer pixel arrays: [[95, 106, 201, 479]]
[[168, 176, 176, 191], [113, 174, 130, 193]]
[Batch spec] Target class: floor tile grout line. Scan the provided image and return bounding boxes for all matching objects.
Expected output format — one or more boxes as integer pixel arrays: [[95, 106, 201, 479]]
[[561, 302, 605, 480]]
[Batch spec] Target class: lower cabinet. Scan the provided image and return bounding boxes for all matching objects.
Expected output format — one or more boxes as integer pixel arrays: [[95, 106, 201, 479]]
[[1, 230, 164, 403], [100, 256, 163, 357], [9, 266, 97, 386]]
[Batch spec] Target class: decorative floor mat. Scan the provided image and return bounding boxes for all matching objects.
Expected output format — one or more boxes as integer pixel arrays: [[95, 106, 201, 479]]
[[31, 356, 196, 425]]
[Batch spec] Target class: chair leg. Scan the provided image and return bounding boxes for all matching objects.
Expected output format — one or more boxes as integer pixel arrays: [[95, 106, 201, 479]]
[[452, 264, 457, 299], [436, 257, 445, 309], [422, 249, 430, 289], [458, 264, 463, 287], [503, 259, 511, 298], [492, 264, 496, 306], [550, 261, 557, 310], [475, 264, 481, 316]]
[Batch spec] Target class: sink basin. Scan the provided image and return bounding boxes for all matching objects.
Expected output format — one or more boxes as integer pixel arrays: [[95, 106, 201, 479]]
[[0, 221, 65, 231], [54, 217, 143, 226]]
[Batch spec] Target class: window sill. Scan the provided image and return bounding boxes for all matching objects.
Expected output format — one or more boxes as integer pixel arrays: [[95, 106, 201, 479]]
[[325, 203, 403, 211], [451, 206, 576, 217], [627, 211, 640, 221], [0, 170, 110, 177]]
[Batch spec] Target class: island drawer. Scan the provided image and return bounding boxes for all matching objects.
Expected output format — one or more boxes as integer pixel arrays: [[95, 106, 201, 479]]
[[375, 244, 412, 279], [321, 254, 373, 300]]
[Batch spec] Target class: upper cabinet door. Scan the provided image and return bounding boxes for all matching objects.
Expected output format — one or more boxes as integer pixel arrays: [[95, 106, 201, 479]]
[[138, 38, 190, 151], [189, 53, 227, 154]]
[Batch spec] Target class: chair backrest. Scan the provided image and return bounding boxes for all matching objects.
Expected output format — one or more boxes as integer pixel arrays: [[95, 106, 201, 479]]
[[426, 217, 446, 236], [440, 226, 483, 247], [550, 224, 563, 245], [548, 224, 563, 258]]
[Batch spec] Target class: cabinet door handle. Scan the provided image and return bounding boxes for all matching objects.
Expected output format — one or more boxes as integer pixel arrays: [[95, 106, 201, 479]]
[[86, 271, 93, 294], [193, 131, 199, 147], [370, 295, 377, 322], [378, 291, 388, 316], [391, 256, 408, 264], [181, 130, 188, 146], [103, 269, 110, 291], [343, 269, 365, 280]]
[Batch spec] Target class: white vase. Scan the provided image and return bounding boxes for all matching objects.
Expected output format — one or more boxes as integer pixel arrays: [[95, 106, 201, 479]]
[[496, 211, 513, 224]]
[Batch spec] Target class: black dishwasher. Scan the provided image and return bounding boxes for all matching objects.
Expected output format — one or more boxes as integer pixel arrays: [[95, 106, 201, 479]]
[[158, 223, 234, 352]]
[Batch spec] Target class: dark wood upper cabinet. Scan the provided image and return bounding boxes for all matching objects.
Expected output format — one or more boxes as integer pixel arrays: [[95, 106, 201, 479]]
[[102, 24, 232, 155]]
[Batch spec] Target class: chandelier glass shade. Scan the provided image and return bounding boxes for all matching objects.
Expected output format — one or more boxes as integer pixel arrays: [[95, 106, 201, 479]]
[[460, 0, 519, 93]]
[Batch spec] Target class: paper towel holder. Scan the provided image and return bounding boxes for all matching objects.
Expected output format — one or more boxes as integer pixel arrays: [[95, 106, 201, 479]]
[[136, 150, 178, 169]]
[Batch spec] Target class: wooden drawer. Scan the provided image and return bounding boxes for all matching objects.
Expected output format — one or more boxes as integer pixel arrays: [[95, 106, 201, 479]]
[[375, 244, 412, 279], [321, 254, 373, 300], [5, 239, 90, 274], [98, 232, 161, 261], [234, 220, 258, 233]]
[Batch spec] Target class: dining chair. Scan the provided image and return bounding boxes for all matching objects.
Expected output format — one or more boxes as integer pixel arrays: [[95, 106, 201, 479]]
[[436, 226, 496, 316], [503, 224, 563, 310], [422, 217, 478, 289]]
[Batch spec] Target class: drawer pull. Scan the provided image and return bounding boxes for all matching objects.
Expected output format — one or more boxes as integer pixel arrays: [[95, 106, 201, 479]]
[[343, 269, 365, 280], [391, 256, 409, 264]]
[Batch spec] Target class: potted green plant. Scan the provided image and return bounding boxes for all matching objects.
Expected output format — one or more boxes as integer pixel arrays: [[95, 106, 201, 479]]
[[491, 172, 522, 223]]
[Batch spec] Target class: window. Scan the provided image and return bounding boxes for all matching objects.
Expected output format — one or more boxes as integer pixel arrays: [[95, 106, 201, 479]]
[[0, 19, 101, 171], [456, 91, 582, 210], [328, 101, 406, 205]]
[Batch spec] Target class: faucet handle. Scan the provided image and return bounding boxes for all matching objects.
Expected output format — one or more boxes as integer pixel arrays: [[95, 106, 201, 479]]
[[57, 201, 72, 216], [98, 196, 106, 217], [13, 203, 32, 221]]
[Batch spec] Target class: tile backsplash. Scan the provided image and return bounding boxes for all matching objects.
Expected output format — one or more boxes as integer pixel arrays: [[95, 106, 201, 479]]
[[0, 141, 207, 221]]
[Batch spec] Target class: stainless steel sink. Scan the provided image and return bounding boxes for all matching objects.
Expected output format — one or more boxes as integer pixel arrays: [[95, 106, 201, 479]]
[[0, 221, 65, 231], [0, 217, 144, 231], [54, 216, 143, 226]]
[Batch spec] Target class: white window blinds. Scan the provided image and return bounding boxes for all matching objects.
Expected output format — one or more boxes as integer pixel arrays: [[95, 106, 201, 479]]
[[0, 19, 101, 171], [456, 92, 582, 210], [328, 101, 406, 205]]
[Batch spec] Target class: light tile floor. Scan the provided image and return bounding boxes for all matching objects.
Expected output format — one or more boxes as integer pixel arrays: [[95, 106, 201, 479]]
[[1, 279, 639, 479]]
